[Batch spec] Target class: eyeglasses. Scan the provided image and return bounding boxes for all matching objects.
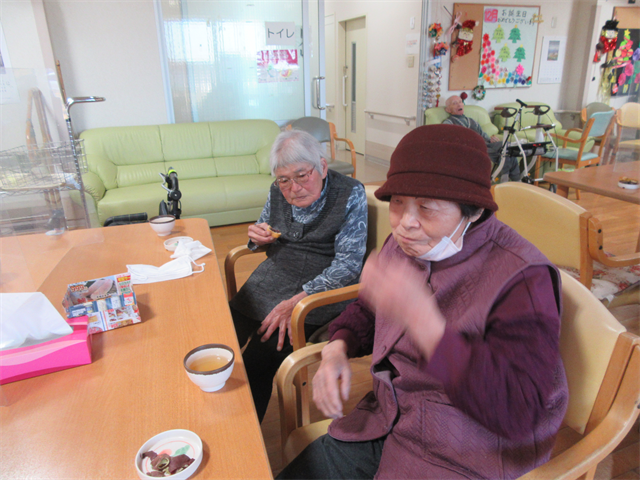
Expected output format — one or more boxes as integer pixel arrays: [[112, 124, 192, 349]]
[[274, 168, 315, 190]]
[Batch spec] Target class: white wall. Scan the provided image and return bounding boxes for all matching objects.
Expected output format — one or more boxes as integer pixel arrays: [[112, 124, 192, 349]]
[[0, 0, 66, 151], [43, 0, 168, 134], [325, 0, 423, 156]]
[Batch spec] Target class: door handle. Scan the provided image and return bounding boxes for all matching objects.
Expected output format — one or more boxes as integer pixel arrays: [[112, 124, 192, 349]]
[[313, 76, 326, 111]]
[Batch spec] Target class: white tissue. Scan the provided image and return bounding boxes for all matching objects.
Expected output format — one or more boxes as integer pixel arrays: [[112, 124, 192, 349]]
[[170, 239, 211, 262], [0, 293, 73, 351]]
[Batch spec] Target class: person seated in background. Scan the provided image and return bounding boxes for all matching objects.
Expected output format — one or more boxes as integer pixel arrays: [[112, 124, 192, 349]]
[[443, 95, 521, 182], [229, 129, 368, 423], [278, 124, 568, 480]]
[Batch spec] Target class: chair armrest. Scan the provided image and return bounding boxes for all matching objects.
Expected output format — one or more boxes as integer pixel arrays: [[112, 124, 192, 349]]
[[276, 342, 327, 453], [588, 218, 640, 268], [290, 284, 360, 350], [224, 244, 268, 301], [329, 121, 356, 177], [517, 346, 640, 480]]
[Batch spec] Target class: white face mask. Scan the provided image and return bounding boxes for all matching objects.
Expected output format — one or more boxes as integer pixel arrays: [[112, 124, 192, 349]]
[[127, 256, 204, 284], [170, 239, 212, 262], [418, 218, 471, 262]]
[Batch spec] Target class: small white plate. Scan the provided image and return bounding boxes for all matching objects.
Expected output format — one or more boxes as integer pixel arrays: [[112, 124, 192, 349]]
[[618, 181, 639, 190], [135, 429, 203, 480], [164, 236, 194, 252]]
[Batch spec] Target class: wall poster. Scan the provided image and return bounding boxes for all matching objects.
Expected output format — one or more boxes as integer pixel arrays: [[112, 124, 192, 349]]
[[478, 6, 540, 89], [610, 28, 639, 97], [538, 36, 567, 84], [257, 49, 299, 83]]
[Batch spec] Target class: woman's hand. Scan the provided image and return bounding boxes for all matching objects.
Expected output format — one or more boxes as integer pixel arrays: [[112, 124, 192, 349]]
[[313, 340, 351, 419], [257, 291, 308, 351], [248, 222, 278, 246], [360, 252, 446, 360]]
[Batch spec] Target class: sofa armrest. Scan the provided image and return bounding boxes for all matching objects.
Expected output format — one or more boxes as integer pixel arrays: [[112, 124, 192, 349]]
[[256, 143, 274, 175], [81, 171, 106, 204]]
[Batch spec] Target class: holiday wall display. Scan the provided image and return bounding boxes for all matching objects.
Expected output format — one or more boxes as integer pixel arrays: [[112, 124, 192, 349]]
[[478, 6, 539, 89]]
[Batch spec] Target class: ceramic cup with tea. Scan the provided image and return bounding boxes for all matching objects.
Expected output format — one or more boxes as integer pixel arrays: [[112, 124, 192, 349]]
[[184, 344, 234, 392]]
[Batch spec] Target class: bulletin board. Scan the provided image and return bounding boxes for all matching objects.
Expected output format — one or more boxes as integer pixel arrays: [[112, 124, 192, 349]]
[[449, 4, 540, 91]]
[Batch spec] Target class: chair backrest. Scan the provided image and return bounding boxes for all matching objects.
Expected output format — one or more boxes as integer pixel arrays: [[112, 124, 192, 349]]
[[588, 110, 616, 138], [558, 270, 628, 434], [288, 117, 332, 144], [364, 184, 391, 257], [618, 102, 640, 129], [582, 102, 612, 123], [493, 183, 588, 272]]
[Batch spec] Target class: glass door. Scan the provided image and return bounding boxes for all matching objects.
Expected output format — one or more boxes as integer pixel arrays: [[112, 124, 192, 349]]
[[155, 0, 325, 124]]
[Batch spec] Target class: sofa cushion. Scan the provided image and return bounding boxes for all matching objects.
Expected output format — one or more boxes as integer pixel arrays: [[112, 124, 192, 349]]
[[95, 175, 274, 225], [159, 123, 213, 162]]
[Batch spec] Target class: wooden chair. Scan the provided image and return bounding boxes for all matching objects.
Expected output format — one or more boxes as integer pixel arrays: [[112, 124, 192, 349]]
[[285, 117, 357, 177], [611, 102, 640, 163], [276, 271, 640, 478], [224, 184, 391, 422], [492, 182, 640, 306]]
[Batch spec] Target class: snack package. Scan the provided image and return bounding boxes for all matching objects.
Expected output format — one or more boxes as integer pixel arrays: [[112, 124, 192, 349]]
[[63, 273, 141, 334]]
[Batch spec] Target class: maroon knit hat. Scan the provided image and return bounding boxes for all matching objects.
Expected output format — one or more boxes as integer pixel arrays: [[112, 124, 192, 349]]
[[375, 124, 498, 211]]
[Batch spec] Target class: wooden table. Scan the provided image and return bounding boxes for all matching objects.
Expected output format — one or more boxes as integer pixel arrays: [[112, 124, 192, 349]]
[[0, 219, 273, 479], [543, 161, 640, 204]]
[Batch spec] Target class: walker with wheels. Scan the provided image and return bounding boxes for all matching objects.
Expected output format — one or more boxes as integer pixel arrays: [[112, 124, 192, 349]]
[[492, 99, 559, 185]]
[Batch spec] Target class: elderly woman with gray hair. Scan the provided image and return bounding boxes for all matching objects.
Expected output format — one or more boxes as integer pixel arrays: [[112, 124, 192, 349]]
[[230, 129, 368, 423], [278, 124, 568, 479]]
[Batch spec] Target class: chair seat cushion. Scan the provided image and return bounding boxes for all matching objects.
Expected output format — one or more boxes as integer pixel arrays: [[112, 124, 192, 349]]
[[560, 259, 640, 302], [327, 159, 355, 175], [542, 149, 598, 161]]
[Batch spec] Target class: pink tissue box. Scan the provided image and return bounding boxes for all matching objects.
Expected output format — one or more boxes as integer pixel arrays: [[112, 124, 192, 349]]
[[0, 315, 92, 385]]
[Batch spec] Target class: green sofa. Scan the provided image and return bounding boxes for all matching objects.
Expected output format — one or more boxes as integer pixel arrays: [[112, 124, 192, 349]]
[[424, 105, 499, 137], [80, 120, 281, 226]]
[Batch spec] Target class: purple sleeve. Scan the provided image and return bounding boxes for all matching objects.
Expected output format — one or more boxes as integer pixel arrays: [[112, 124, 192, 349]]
[[423, 265, 561, 440], [328, 299, 376, 358]]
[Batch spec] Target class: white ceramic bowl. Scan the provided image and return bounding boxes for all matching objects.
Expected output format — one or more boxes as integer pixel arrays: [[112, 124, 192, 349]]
[[135, 429, 203, 480], [184, 344, 235, 392], [149, 215, 176, 236]]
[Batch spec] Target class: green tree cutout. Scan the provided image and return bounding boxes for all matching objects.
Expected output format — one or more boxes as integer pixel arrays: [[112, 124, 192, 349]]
[[509, 25, 521, 43], [498, 44, 511, 62], [493, 24, 505, 43], [514, 44, 526, 62]]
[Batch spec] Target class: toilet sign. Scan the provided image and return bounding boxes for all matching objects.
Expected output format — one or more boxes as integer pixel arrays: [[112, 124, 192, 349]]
[[265, 22, 297, 46]]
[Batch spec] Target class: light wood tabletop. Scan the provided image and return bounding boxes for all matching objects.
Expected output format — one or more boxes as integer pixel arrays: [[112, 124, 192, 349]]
[[0, 219, 273, 479], [543, 161, 640, 205]]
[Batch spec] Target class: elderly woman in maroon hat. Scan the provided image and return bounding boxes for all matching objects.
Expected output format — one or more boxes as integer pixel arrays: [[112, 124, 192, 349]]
[[278, 124, 568, 480]]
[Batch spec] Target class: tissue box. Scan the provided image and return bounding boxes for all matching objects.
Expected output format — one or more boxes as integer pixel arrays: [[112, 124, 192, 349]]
[[0, 315, 92, 385], [62, 273, 141, 334]]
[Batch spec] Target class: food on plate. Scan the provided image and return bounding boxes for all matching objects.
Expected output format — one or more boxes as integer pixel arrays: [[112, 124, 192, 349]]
[[619, 176, 638, 185], [141, 450, 195, 477], [267, 225, 281, 238]]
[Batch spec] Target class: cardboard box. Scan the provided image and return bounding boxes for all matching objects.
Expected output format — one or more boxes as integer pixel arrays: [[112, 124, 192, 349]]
[[62, 273, 141, 334], [0, 315, 92, 385]]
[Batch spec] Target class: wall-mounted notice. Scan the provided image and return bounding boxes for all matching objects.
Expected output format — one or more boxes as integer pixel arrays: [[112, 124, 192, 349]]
[[265, 22, 297, 46], [478, 5, 540, 89], [0, 21, 19, 105], [538, 36, 566, 84], [257, 49, 299, 83]]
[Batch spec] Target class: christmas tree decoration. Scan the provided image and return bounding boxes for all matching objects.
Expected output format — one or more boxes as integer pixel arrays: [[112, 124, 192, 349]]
[[498, 44, 511, 62], [493, 24, 504, 43], [514, 45, 526, 62], [508, 25, 521, 44], [452, 20, 478, 61]]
